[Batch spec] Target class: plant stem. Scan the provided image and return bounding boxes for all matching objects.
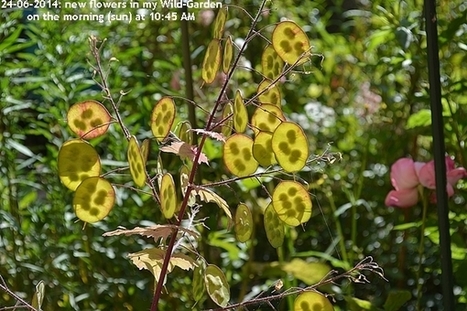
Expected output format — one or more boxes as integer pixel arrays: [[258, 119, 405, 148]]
[[416, 190, 428, 311], [326, 191, 349, 263], [149, 2, 268, 310]]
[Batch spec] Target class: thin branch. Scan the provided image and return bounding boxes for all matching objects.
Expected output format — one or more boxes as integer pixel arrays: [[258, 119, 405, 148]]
[[0, 275, 37, 311], [88, 36, 161, 205], [150, 1, 270, 310], [202, 256, 387, 311]]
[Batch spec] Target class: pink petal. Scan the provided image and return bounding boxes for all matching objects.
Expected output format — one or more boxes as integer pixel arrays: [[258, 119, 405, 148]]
[[445, 156, 456, 171], [414, 161, 426, 176], [385, 188, 419, 208], [430, 185, 455, 203], [417, 161, 436, 189], [447, 184, 455, 197], [447, 167, 466, 186], [390, 158, 420, 190]]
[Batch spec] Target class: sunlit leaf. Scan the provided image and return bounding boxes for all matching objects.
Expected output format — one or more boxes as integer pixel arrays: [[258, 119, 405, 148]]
[[271, 122, 309, 172], [58, 139, 101, 191], [223, 134, 258, 177], [31, 281, 45, 311], [282, 259, 331, 285], [6, 139, 35, 158], [127, 136, 146, 188], [257, 80, 282, 107], [251, 104, 285, 136], [140, 139, 151, 165], [383, 290, 412, 311], [202, 39, 222, 84], [294, 292, 334, 311], [253, 132, 277, 167], [212, 7, 228, 39], [233, 90, 248, 133], [264, 203, 284, 248], [235, 203, 253, 243], [204, 264, 230, 307], [151, 97, 176, 142], [128, 248, 196, 285], [175, 120, 192, 144], [272, 180, 312, 226], [272, 21, 311, 65], [221, 102, 233, 137], [180, 165, 196, 207], [102, 224, 199, 241], [161, 173, 177, 219], [194, 187, 232, 219], [223, 36, 234, 73], [73, 177, 115, 223], [344, 296, 376, 310], [261, 44, 284, 80], [67, 100, 111, 140], [406, 109, 431, 129], [192, 261, 206, 302]]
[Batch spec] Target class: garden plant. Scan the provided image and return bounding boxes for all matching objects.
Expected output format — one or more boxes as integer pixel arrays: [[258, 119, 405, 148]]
[[1, 0, 467, 310]]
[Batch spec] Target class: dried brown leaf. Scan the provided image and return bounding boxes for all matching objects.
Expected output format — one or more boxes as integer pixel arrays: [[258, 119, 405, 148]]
[[103, 224, 200, 241]]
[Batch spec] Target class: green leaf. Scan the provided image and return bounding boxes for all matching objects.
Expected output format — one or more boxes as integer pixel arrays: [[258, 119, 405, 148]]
[[0, 26, 23, 52], [345, 296, 378, 311], [192, 262, 206, 303], [264, 203, 284, 248], [271, 122, 309, 172], [58, 139, 102, 191], [160, 173, 177, 219], [67, 100, 111, 140], [202, 39, 222, 84], [272, 180, 312, 226], [212, 7, 228, 39], [6, 139, 35, 158], [73, 177, 115, 223], [384, 290, 411, 311], [233, 90, 248, 133], [281, 259, 331, 285], [392, 221, 421, 231], [272, 21, 311, 65], [127, 136, 146, 188], [235, 204, 253, 243], [223, 134, 258, 177], [294, 292, 333, 311], [151, 97, 176, 142], [204, 264, 230, 307], [31, 281, 45, 311], [406, 109, 431, 129]]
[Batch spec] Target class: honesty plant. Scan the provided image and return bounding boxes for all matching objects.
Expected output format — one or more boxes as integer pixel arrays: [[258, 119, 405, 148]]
[[55, 2, 388, 311]]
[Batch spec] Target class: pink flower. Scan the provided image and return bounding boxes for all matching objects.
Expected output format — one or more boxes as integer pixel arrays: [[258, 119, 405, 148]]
[[385, 188, 419, 208], [385, 158, 420, 208], [385, 156, 466, 208], [417, 156, 467, 199]]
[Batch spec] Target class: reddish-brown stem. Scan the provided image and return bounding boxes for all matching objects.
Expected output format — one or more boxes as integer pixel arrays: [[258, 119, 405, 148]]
[[149, 2, 268, 310]]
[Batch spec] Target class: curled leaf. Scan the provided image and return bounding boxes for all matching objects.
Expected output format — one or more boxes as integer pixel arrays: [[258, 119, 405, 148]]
[[128, 248, 196, 285], [194, 186, 232, 219], [103, 224, 200, 241], [190, 128, 226, 142]]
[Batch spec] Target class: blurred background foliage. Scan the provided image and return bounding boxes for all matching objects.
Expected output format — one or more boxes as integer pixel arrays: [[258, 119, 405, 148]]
[[1, 0, 466, 310]]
